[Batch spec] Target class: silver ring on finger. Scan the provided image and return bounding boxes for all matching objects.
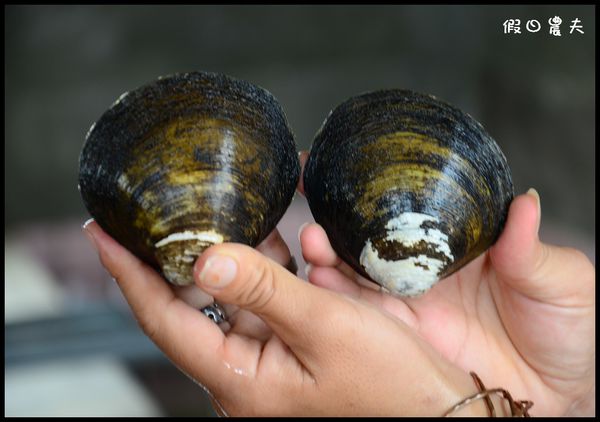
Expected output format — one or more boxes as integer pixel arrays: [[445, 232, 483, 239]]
[[200, 302, 227, 325]]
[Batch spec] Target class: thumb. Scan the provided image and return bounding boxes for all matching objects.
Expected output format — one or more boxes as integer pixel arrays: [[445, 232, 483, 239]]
[[193, 242, 342, 353], [489, 189, 542, 284], [489, 189, 594, 302]]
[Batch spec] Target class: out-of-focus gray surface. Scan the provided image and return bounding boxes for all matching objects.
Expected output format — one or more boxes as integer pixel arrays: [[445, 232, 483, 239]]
[[5, 5, 595, 236], [5, 357, 164, 417], [4, 5, 595, 417]]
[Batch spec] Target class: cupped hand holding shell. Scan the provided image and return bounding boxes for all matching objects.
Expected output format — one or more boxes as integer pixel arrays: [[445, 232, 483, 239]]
[[299, 186, 595, 417], [303, 90, 514, 297]]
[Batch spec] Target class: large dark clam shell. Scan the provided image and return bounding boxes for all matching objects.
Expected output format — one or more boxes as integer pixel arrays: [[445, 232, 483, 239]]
[[304, 90, 514, 297], [79, 71, 299, 285]]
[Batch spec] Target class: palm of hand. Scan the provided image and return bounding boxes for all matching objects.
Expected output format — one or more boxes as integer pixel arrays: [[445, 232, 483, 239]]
[[302, 192, 595, 416], [389, 255, 574, 416]]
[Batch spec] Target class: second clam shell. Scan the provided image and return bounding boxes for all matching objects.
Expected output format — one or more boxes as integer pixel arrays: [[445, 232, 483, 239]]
[[304, 89, 514, 297], [78, 71, 299, 286]]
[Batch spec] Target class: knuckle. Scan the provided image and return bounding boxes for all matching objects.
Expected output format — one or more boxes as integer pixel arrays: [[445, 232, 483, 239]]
[[100, 247, 145, 284], [132, 302, 164, 344], [97, 247, 117, 277], [531, 243, 551, 278], [239, 260, 277, 311], [137, 316, 160, 341], [567, 247, 595, 286], [568, 247, 593, 267]]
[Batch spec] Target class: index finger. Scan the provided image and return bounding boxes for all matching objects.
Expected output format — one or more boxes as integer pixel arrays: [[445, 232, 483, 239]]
[[83, 220, 229, 388]]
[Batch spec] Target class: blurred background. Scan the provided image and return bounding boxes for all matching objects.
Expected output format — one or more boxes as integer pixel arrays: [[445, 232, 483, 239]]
[[5, 5, 595, 416]]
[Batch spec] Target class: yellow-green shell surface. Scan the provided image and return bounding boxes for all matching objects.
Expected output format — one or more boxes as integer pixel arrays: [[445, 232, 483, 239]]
[[79, 72, 299, 285], [304, 90, 513, 297]]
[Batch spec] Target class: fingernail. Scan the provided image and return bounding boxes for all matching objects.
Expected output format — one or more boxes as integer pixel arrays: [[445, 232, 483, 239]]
[[526, 188, 541, 233], [298, 222, 310, 243], [82, 218, 95, 230], [82, 220, 98, 252], [304, 263, 313, 278], [198, 255, 237, 289]]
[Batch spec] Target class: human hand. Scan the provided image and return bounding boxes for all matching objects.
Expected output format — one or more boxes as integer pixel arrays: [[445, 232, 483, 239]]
[[83, 221, 493, 416], [297, 153, 595, 416]]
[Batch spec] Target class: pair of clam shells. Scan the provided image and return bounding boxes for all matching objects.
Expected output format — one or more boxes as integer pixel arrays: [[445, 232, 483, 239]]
[[78, 71, 513, 297]]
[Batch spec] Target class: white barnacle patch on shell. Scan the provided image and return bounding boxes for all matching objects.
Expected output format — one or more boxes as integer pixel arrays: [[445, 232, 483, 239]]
[[359, 212, 454, 297], [385, 213, 453, 259], [155, 230, 225, 285], [155, 230, 224, 248], [116, 173, 134, 195]]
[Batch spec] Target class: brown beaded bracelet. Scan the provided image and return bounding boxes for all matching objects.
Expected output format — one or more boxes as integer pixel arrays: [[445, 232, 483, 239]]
[[444, 372, 534, 417]]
